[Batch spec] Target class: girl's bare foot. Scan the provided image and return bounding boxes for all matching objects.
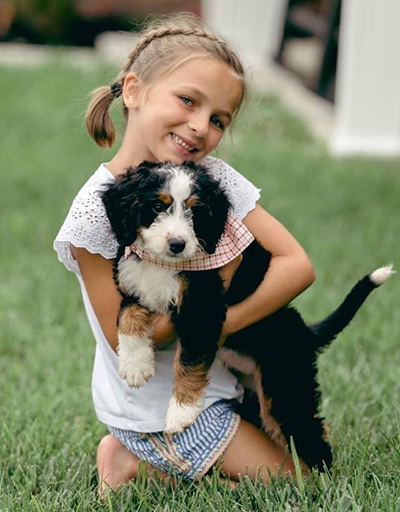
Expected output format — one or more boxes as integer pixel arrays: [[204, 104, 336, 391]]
[[97, 434, 140, 495], [97, 434, 171, 496]]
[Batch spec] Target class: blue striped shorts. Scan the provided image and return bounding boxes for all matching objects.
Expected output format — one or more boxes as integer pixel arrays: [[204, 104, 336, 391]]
[[108, 399, 240, 480]]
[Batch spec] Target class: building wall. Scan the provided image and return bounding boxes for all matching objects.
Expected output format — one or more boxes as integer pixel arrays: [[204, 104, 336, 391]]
[[331, 0, 400, 157], [201, 0, 287, 67]]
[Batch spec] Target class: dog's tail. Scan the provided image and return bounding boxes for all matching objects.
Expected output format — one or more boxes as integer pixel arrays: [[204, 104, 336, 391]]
[[309, 265, 394, 351]]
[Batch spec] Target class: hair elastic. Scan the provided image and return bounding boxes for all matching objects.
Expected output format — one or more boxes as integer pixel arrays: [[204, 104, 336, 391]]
[[110, 82, 123, 99]]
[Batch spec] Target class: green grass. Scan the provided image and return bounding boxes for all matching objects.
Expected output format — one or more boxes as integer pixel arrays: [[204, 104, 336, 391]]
[[1, 59, 399, 511]]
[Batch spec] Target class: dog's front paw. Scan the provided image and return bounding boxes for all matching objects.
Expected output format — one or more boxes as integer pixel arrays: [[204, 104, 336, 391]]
[[164, 397, 204, 434], [119, 360, 155, 388], [118, 335, 155, 388]]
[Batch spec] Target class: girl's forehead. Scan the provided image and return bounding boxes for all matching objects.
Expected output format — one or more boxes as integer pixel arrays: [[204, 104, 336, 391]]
[[166, 56, 239, 83], [157, 57, 243, 109]]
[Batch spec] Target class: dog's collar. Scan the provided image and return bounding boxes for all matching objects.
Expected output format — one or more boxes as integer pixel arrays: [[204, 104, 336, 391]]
[[124, 212, 254, 271]]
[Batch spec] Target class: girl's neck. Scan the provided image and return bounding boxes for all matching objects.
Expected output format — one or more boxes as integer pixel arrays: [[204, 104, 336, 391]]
[[106, 137, 145, 177]]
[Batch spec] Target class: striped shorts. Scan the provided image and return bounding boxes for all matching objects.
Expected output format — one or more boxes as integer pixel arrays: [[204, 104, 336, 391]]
[[108, 399, 240, 480]]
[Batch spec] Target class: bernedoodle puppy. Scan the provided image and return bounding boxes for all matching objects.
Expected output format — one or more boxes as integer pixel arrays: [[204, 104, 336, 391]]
[[102, 160, 393, 471]]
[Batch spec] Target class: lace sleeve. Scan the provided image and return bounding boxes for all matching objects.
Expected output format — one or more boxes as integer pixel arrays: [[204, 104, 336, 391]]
[[202, 156, 261, 219], [53, 173, 118, 273]]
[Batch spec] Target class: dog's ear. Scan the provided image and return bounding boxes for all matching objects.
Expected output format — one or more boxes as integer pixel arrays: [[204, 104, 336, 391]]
[[102, 162, 159, 247], [191, 166, 231, 254]]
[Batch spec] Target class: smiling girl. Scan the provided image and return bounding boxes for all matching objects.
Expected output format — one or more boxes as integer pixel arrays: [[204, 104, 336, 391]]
[[54, 14, 314, 492]]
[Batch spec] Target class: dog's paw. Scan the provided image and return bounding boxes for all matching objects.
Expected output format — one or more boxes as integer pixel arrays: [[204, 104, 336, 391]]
[[164, 397, 204, 434], [118, 335, 155, 388], [119, 361, 155, 388]]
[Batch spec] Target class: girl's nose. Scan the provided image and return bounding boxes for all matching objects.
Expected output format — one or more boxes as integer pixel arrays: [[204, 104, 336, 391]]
[[188, 112, 209, 138]]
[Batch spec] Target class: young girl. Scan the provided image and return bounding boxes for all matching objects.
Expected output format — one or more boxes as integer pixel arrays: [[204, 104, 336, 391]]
[[54, 14, 315, 492]]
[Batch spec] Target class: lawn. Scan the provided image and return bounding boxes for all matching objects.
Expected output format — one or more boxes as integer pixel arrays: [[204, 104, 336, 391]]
[[0, 59, 399, 511]]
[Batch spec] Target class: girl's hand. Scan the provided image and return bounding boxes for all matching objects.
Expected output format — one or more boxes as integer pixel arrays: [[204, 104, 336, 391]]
[[219, 204, 315, 341], [151, 314, 176, 349]]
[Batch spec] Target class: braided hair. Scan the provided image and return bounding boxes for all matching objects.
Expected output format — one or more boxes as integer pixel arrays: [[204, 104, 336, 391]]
[[85, 14, 246, 148]]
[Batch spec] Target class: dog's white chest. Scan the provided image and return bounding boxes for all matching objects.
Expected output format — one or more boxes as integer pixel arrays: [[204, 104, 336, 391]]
[[118, 256, 181, 313]]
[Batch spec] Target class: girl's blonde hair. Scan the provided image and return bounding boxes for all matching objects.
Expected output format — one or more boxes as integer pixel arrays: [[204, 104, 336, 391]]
[[85, 14, 246, 148]]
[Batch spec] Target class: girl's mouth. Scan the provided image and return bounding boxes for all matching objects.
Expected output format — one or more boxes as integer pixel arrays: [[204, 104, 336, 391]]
[[171, 133, 199, 154]]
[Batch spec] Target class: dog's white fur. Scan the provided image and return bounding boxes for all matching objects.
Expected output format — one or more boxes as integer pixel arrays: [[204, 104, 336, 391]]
[[370, 264, 395, 286], [118, 258, 181, 313], [118, 333, 155, 388], [165, 396, 204, 434]]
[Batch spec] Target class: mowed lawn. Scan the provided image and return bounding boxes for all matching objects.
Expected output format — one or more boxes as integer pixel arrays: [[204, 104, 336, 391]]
[[0, 60, 399, 511]]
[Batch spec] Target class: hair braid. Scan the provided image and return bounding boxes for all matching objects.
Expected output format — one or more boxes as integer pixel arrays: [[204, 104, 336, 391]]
[[117, 24, 241, 81]]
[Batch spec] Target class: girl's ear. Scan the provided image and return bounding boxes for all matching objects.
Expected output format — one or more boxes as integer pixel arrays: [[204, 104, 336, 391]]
[[123, 73, 141, 109]]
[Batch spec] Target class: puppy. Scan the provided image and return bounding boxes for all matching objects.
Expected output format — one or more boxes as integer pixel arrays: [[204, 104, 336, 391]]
[[102, 160, 393, 471], [102, 160, 232, 435]]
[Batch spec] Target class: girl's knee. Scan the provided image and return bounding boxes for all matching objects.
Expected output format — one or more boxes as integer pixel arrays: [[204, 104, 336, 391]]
[[220, 420, 309, 483], [97, 434, 128, 468]]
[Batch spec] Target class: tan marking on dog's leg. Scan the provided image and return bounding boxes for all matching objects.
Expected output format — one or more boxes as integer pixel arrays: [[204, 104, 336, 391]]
[[117, 304, 155, 389], [176, 275, 189, 311], [218, 348, 286, 447], [118, 304, 152, 337], [252, 367, 287, 448], [322, 420, 331, 442], [165, 343, 209, 433]]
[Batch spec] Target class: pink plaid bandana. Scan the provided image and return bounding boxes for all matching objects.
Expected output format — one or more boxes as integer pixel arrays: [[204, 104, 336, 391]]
[[125, 212, 254, 271]]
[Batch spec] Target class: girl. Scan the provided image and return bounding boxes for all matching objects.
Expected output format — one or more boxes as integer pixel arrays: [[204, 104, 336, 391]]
[[54, 14, 315, 492]]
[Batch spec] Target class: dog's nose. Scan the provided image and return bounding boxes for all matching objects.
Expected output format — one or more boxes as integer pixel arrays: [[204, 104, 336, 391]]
[[168, 238, 186, 254]]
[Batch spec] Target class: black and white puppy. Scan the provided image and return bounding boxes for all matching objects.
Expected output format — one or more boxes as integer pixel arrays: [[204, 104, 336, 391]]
[[102, 160, 230, 435], [102, 160, 393, 471]]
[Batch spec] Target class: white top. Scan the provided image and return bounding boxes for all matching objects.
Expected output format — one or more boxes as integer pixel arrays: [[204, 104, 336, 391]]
[[53, 156, 261, 432]]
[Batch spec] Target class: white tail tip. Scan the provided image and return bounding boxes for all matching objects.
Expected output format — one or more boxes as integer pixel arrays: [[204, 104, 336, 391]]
[[370, 264, 395, 286]]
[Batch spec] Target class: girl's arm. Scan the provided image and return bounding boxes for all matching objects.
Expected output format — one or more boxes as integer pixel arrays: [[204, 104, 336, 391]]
[[71, 246, 176, 352], [221, 203, 315, 339]]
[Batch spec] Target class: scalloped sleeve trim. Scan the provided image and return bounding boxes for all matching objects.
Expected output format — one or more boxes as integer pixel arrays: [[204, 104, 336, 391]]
[[53, 166, 118, 273], [201, 156, 261, 220]]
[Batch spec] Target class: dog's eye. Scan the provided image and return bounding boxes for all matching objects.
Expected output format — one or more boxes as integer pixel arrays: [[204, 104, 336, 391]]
[[152, 203, 165, 213]]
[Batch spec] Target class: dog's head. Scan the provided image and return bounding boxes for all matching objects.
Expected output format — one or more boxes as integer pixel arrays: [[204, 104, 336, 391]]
[[102, 161, 231, 262]]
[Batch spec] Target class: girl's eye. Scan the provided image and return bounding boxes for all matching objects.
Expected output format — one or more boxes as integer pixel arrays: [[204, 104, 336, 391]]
[[152, 203, 165, 213], [210, 115, 225, 130], [180, 96, 194, 107]]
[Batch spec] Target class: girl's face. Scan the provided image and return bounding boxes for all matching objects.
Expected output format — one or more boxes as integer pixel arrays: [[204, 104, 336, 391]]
[[124, 57, 243, 165]]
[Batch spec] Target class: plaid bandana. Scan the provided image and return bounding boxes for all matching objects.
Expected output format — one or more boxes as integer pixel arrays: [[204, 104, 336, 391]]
[[124, 212, 254, 271]]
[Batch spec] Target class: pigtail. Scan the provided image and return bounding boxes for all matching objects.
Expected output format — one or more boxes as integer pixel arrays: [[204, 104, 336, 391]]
[[85, 85, 118, 148]]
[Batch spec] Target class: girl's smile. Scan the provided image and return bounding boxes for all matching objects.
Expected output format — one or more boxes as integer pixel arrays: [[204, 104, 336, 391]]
[[170, 133, 199, 156], [112, 57, 243, 170]]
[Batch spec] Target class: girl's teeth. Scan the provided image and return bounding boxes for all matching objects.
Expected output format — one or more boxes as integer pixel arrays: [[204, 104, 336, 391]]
[[172, 134, 196, 152]]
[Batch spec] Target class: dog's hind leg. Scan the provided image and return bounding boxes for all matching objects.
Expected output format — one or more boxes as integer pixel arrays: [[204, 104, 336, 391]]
[[117, 303, 155, 388]]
